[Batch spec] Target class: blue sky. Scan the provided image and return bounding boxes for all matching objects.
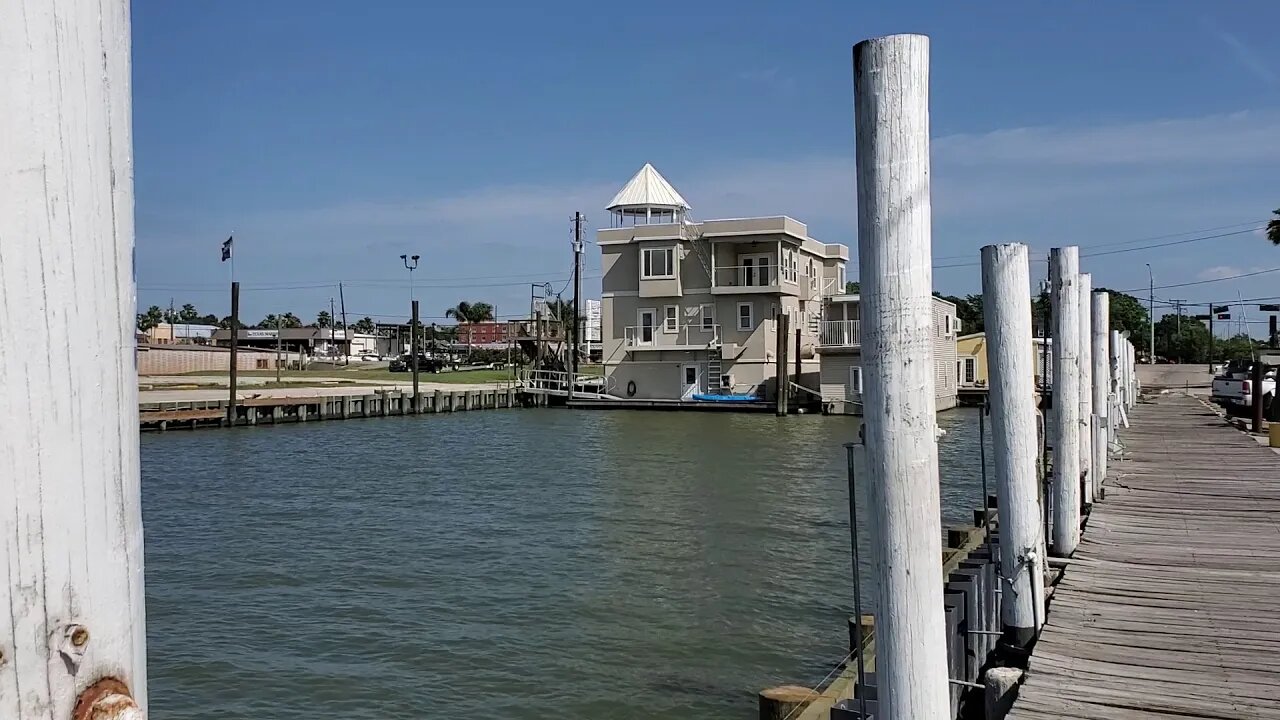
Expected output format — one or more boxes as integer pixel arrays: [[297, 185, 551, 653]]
[[133, 0, 1280, 332]]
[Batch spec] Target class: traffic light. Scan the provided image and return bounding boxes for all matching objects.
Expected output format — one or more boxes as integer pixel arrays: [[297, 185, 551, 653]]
[[1193, 314, 1211, 320], [1259, 304, 1280, 312], [1217, 313, 1231, 320], [1213, 305, 1230, 314]]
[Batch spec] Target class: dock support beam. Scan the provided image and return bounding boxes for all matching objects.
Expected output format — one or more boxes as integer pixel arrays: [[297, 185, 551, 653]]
[[1050, 246, 1082, 556], [1092, 291, 1111, 486], [775, 313, 790, 416], [853, 32, 950, 720], [0, 1, 148, 717], [1078, 273, 1093, 504], [981, 243, 1045, 647]]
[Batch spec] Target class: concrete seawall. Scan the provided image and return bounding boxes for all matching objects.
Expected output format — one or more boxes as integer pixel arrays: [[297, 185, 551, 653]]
[[139, 386, 532, 431]]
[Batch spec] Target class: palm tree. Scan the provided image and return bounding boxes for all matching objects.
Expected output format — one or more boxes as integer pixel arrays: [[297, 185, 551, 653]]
[[352, 316, 377, 334], [316, 310, 332, 328], [444, 301, 495, 358], [1268, 209, 1280, 245]]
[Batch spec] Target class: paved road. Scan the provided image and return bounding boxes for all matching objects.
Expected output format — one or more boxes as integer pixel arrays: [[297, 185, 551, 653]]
[[1135, 363, 1213, 395]]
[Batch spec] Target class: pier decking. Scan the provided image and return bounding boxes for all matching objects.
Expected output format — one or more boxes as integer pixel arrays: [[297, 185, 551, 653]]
[[1009, 393, 1280, 720]]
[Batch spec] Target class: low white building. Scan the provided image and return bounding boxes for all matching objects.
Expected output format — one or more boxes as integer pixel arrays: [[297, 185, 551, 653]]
[[818, 294, 960, 415]]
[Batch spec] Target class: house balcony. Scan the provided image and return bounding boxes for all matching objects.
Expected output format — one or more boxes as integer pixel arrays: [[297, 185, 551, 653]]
[[623, 324, 722, 351], [818, 319, 860, 349], [711, 265, 794, 295]]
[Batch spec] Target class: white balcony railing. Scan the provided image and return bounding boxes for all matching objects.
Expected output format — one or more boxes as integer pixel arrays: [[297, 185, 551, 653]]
[[713, 265, 777, 289], [819, 319, 861, 347], [624, 324, 722, 348]]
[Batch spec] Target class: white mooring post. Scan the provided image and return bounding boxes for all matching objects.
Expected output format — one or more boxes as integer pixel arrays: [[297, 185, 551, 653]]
[[1109, 329, 1123, 438], [0, 2, 147, 719], [1049, 247, 1082, 556], [1078, 273, 1094, 504], [981, 244, 1046, 646], [853, 33, 951, 720], [1092, 291, 1111, 487]]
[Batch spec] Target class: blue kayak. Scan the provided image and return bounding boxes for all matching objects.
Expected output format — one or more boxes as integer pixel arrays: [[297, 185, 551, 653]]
[[691, 393, 759, 402]]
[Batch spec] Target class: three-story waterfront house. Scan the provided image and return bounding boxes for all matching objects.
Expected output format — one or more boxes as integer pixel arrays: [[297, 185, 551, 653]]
[[598, 164, 849, 400]]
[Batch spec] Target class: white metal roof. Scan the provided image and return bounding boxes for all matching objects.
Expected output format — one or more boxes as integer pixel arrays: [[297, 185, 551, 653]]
[[606, 163, 691, 211]]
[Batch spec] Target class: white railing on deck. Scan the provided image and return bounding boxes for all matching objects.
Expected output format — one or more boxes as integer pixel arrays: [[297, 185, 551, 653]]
[[624, 324, 721, 347], [820, 319, 861, 347]]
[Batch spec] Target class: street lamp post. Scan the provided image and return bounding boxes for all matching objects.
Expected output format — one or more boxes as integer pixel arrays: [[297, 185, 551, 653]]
[[401, 254, 421, 397], [400, 254, 420, 356]]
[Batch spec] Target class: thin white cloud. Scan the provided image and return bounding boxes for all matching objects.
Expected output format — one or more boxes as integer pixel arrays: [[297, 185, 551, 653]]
[[1199, 265, 1245, 281], [1216, 30, 1278, 88]]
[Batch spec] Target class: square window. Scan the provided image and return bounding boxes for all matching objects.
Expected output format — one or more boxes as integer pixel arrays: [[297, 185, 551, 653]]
[[641, 247, 675, 279]]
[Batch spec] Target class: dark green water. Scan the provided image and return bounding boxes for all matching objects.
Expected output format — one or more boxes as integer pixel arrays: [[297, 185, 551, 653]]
[[141, 408, 988, 719]]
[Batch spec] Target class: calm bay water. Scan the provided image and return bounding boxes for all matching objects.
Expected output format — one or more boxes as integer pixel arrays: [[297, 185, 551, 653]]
[[141, 408, 988, 719]]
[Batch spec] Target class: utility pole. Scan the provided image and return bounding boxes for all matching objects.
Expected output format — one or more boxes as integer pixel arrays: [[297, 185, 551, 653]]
[[981, 243, 1046, 648], [1146, 263, 1155, 364], [1050, 246, 1081, 556], [228, 281, 240, 425], [339, 282, 349, 366], [571, 211, 583, 400], [330, 297, 337, 363], [1270, 315, 1277, 350], [275, 314, 283, 383], [852, 33, 950, 719], [1209, 305, 1216, 369], [774, 312, 789, 416]]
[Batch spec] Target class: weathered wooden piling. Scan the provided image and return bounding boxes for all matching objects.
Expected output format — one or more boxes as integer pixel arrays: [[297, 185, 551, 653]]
[[980, 243, 1045, 647], [1049, 246, 1081, 556], [1109, 329, 1123, 436], [0, 1, 147, 717], [1091, 291, 1110, 486], [1077, 273, 1093, 503], [853, 32, 950, 719]]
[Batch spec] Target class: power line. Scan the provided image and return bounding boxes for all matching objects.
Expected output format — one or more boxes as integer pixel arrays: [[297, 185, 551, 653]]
[[1111, 265, 1280, 294]]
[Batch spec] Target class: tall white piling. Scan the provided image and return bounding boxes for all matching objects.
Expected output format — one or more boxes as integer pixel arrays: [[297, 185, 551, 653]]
[[981, 244, 1045, 646], [0, 1, 147, 718], [1092, 292, 1111, 486], [853, 33, 951, 720], [1078, 273, 1094, 503], [1049, 247, 1082, 556], [1110, 329, 1123, 438]]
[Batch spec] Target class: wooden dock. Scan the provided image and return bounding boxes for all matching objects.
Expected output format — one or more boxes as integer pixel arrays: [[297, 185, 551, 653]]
[[1009, 393, 1280, 719]]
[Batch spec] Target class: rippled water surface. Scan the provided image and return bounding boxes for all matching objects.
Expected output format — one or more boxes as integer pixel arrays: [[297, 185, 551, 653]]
[[142, 408, 988, 719]]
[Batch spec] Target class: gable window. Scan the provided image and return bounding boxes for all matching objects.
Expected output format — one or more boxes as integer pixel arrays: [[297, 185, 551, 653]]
[[737, 302, 754, 331], [641, 247, 675, 279], [663, 305, 678, 333]]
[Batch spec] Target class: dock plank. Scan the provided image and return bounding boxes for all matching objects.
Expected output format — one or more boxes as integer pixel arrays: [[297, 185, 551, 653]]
[[1008, 394, 1280, 719]]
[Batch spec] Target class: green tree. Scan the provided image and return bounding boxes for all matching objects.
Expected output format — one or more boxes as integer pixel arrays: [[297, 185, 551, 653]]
[[445, 301, 495, 358], [136, 305, 165, 331], [316, 310, 332, 328], [1218, 333, 1259, 361], [280, 312, 303, 329], [1153, 314, 1211, 363], [1100, 289, 1151, 353], [845, 281, 861, 294], [352, 316, 377, 334], [936, 293, 984, 334], [1268, 208, 1280, 245], [178, 303, 200, 322], [544, 297, 584, 358]]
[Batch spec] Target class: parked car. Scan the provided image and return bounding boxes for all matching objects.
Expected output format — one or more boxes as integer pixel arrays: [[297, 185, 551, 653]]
[[388, 354, 443, 373], [1211, 358, 1274, 413]]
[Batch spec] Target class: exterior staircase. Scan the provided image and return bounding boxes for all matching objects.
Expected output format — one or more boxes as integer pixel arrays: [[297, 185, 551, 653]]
[[707, 345, 723, 394]]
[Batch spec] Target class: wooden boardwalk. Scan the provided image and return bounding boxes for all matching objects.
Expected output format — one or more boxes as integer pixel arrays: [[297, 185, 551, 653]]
[[1009, 393, 1280, 720]]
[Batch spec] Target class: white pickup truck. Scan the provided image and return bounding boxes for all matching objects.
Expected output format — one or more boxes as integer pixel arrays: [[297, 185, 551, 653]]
[[1211, 358, 1275, 413]]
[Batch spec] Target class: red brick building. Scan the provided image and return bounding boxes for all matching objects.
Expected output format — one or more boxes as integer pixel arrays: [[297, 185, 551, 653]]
[[456, 321, 511, 345]]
